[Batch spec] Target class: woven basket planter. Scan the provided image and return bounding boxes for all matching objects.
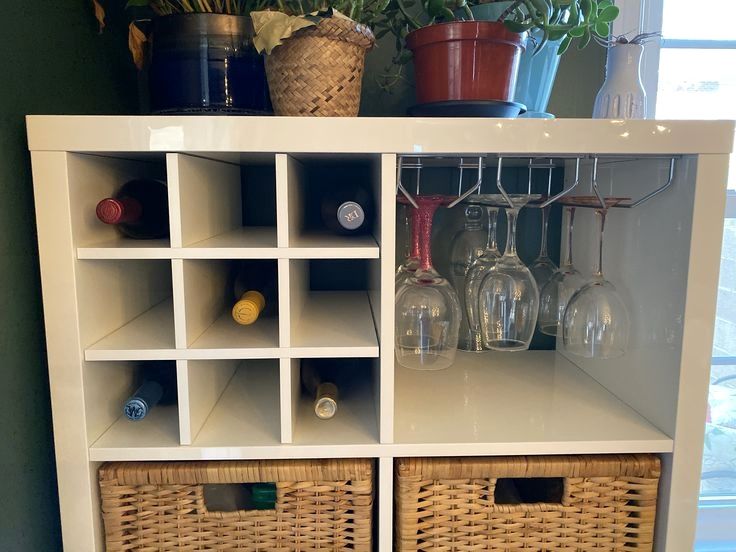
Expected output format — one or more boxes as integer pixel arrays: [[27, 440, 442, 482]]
[[99, 459, 374, 551], [396, 454, 661, 551], [265, 18, 375, 116]]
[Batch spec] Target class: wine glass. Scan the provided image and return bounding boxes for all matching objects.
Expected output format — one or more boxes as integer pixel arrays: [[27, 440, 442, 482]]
[[396, 201, 421, 287], [479, 195, 539, 351], [529, 204, 558, 289], [395, 196, 461, 371], [538, 206, 585, 336], [563, 208, 630, 359], [464, 201, 501, 352], [449, 205, 487, 350]]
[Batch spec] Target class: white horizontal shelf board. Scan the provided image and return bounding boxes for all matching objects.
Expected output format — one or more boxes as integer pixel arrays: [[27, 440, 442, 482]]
[[77, 238, 171, 259], [184, 227, 278, 253], [288, 232, 379, 259], [90, 405, 180, 452], [394, 351, 673, 452], [27, 117, 736, 155], [85, 299, 176, 360], [191, 361, 281, 447], [189, 311, 280, 356], [290, 291, 379, 356], [293, 377, 379, 446]]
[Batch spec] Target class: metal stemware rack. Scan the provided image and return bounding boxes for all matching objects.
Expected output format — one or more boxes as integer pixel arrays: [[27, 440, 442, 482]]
[[396, 154, 679, 211]]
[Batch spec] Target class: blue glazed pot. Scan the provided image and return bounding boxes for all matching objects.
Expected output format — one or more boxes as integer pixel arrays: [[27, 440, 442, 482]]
[[470, 3, 562, 118]]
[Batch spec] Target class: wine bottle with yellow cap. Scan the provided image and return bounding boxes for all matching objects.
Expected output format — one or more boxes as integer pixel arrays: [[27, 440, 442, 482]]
[[231, 261, 278, 326]]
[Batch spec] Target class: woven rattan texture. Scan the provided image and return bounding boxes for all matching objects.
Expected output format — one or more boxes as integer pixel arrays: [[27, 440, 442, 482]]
[[99, 459, 374, 551], [265, 18, 375, 117], [395, 455, 661, 551]]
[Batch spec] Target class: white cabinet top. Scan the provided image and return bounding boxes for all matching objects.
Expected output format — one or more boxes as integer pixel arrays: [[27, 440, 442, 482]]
[[26, 116, 735, 155]]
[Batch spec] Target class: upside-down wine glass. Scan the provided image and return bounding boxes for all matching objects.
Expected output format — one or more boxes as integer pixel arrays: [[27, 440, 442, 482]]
[[479, 195, 539, 351], [538, 206, 585, 336], [529, 204, 558, 290], [450, 205, 487, 350], [463, 201, 501, 352], [395, 200, 421, 288], [395, 196, 461, 370], [563, 208, 630, 359]]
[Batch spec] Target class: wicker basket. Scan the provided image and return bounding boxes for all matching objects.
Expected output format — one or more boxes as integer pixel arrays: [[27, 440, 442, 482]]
[[99, 459, 374, 550], [396, 454, 661, 551], [265, 18, 375, 117]]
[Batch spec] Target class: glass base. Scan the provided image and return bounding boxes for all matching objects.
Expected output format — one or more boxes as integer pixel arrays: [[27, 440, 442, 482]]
[[485, 339, 530, 352], [538, 324, 559, 337]]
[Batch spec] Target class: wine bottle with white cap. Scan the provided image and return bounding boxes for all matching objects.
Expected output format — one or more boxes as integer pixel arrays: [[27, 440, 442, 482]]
[[318, 182, 374, 235], [231, 261, 278, 326], [123, 361, 177, 421], [96, 179, 169, 239], [300, 359, 341, 420]]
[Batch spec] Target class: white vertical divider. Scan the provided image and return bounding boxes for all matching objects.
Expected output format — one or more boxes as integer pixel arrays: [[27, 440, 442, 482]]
[[171, 154, 242, 247], [278, 258, 291, 348], [278, 358, 293, 443], [176, 359, 191, 444], [275, 154, 290, 248], [165, 153, 183, 248], [171, 259, 187, 349], [378, 457, 394, 550], [290, 358, 301, 441], [181, 260, 229, 346], [286, 155, 306, 247], [185, 359, 237, 445], [379, 154, 396, 443], [30, 152, 98, 550], [288, 259, 309, 347]]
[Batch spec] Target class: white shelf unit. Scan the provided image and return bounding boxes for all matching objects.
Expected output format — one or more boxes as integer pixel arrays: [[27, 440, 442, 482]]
[[28, 117, 734, 552]]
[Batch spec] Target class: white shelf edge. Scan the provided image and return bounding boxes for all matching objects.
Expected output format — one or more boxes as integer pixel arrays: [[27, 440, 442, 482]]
[[76, 246, 381, 260], [88, 438, 674, 462]]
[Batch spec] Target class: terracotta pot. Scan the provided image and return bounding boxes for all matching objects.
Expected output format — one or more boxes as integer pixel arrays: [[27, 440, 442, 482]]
[[406, 21, 526, 105]]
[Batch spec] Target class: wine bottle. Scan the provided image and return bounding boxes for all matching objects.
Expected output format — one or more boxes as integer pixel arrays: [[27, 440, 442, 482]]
[[96, 179, 169, 239], [231, 261, 278, 325], [123, 361, 177, 421], [300, 359, 340, 420], [318, 182, 374, 235]]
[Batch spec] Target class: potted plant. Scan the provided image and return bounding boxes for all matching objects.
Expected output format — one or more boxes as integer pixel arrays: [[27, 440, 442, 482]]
[[468, 0, 620, 117], [378, 0, 619, 116], [93, 1, 273, 114], [249, 2, 387, 116]]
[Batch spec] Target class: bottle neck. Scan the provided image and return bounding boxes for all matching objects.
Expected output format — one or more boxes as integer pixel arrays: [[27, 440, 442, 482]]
[[336, 201, 365, 231]]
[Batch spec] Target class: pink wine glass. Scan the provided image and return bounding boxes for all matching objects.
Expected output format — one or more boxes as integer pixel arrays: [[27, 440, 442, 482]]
[[395, 196, 461, 371]]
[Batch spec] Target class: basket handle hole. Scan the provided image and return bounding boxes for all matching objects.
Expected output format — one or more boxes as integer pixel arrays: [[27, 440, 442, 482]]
[[494, 477, 564, 505], [203, 483, 277, 512]]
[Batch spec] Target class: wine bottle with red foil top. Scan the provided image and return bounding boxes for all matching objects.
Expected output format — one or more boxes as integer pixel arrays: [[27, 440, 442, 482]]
[[96, 179, 169, 239], [319, 182, 374, 235], [123, 361, 177, 421]]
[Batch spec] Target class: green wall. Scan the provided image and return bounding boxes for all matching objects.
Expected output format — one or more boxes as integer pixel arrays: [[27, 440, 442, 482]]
[[0, 4, 137, 551], [0, 8, 603, 550]]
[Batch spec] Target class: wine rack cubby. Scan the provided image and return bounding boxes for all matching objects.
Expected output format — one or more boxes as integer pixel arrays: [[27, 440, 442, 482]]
[[28, 117, 734, 551]]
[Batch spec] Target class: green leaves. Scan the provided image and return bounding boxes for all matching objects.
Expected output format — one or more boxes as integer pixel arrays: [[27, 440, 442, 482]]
[[597, 4, 619, 23]]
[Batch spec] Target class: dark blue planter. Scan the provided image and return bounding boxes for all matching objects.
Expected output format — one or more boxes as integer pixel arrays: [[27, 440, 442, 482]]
[[150, 14, 272, 114]]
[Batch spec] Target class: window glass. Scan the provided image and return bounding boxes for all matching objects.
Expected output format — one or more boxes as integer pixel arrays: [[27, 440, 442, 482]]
[[662, 0, 736, 41]]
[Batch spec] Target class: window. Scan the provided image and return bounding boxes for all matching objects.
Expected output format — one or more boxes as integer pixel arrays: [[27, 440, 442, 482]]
[[619, 1, 736, 549]]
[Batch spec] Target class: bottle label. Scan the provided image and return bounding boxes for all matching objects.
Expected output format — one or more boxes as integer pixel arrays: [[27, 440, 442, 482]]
[[337, 201, 365, 231]]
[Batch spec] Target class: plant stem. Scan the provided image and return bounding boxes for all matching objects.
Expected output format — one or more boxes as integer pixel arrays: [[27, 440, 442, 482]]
[[498, 0, 524, 22], [396, 0, 422, 30]]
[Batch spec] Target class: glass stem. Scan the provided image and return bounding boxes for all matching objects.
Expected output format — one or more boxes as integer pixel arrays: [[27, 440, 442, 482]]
[[538, 205, 550, 259], [409, 208, 420, 259], [486, 207, 498, 252], [594, 209, 607, 278], [564, 207, 576, 267], [504, 207, 519, 257], [417, 203, 439, 271]]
